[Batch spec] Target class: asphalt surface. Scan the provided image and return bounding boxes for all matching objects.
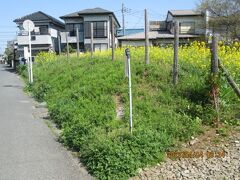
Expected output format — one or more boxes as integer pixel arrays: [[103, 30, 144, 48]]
[[0, 64, 92, 180]]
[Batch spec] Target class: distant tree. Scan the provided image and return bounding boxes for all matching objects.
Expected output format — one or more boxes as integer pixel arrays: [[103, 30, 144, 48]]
[[197, 0, 240, 40], [4, 47, 14, 64]]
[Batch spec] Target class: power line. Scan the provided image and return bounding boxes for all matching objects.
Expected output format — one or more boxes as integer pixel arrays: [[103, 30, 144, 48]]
[[127, 10, 143, 16], [114, 9, 122, 13], [131, 13, 145, 29], [148, 9, 166, 17], [0, 32, 17, 34], [0, 27, 16, 28]]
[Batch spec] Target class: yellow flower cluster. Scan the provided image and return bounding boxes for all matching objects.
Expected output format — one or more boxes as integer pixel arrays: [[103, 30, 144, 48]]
[[36, 41, 240, 83]]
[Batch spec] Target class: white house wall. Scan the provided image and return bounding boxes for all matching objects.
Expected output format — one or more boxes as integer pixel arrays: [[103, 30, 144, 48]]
[[50, 28, 58, 38], [174, 16, 205, 35]]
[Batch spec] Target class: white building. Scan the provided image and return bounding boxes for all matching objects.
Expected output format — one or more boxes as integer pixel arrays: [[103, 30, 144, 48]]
[[118, 10, 208, 46], [14, 11, 65, 58], [60, 7, 120, 52]]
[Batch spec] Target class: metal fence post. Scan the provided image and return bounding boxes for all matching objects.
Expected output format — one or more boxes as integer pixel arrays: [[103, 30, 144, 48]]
[[125, 48, 133, 134]]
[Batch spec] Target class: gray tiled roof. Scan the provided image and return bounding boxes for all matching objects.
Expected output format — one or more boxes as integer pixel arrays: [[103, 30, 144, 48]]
[[60, 7, 120, 27], [13, 11, 64, 27], [60, 7, 113, 18], [168, 10, 202, 16]]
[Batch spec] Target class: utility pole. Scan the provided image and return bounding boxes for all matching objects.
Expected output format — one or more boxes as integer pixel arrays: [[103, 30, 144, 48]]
[[145, 9, 149, 65], [121, 3, 131, 36], [122, 3, 125, 36], [111, 16, 115, 61], [91, 22, 94, 58], [76, 27, 80, 58]]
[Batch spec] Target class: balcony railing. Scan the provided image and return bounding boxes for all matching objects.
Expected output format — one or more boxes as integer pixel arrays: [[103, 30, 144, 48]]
[[17, 34, 52, 45], [60, 32, 84, 43]]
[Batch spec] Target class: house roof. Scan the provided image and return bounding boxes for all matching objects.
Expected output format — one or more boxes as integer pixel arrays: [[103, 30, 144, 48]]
[[118, 31, 201, 40], [60, 7, 120, 27], [13, 11, 65, 28], [61, 7, 113, 18], [168, 10, 203, 17]]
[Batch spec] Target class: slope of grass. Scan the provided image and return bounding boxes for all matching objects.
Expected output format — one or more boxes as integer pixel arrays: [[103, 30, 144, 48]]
[[18, 45, 240, 179]]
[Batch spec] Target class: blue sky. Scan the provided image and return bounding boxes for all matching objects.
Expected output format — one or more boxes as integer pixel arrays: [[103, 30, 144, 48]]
[[0, 0, 198, 54]]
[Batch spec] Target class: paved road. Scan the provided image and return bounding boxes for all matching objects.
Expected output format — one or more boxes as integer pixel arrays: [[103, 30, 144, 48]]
[[0, 64, 92, 180]]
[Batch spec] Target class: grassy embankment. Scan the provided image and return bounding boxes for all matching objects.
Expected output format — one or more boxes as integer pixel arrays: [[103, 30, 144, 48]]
[[18, 42, 240, 179]]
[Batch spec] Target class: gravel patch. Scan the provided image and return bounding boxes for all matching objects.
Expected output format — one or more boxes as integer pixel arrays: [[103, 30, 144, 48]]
[[131, 128, 240, 180]]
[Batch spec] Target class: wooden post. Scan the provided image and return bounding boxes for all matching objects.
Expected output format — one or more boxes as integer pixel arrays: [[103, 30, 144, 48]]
[[211, 35, 219, 74], [211, 34, 220, 127], [219, 61, 240, 98], [58, 34, 61, 55], [111, 16, 115, 61], [76, 27, 80, 58], [91, 22, 94, 58], [173, 21, 179, 85], [66, 32, 69, 59], [145, 9, 149, 64]]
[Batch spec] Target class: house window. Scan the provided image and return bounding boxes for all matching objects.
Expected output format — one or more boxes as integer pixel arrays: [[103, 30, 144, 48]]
[[179, 22, 195, 34], [84, 21, 108, 38], [66, 23, 84, 37], [31, 31, 36, 41], [39, 25, 49, 35]]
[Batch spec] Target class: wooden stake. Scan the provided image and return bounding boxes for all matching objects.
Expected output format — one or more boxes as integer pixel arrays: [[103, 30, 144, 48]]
[[111, 16, 115, 61], [211, 34, 220, 127], [145, 9, 149, 64], [211, 35, 219, 74], [91, 22, 93, 58], [58, 34, 61, 55], [66, 32, 69, 59], [173, 21, 179, 85], [76, 27, 80, 58]]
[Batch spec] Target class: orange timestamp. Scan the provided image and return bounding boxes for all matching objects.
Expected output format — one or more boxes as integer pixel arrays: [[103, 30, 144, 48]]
[[167, 150, 225, 159]]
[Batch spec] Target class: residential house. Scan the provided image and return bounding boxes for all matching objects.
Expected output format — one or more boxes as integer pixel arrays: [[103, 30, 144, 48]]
[[118, 10, 207, 46], [60, 7, 120, 52], [14, 11, 65, 58]]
